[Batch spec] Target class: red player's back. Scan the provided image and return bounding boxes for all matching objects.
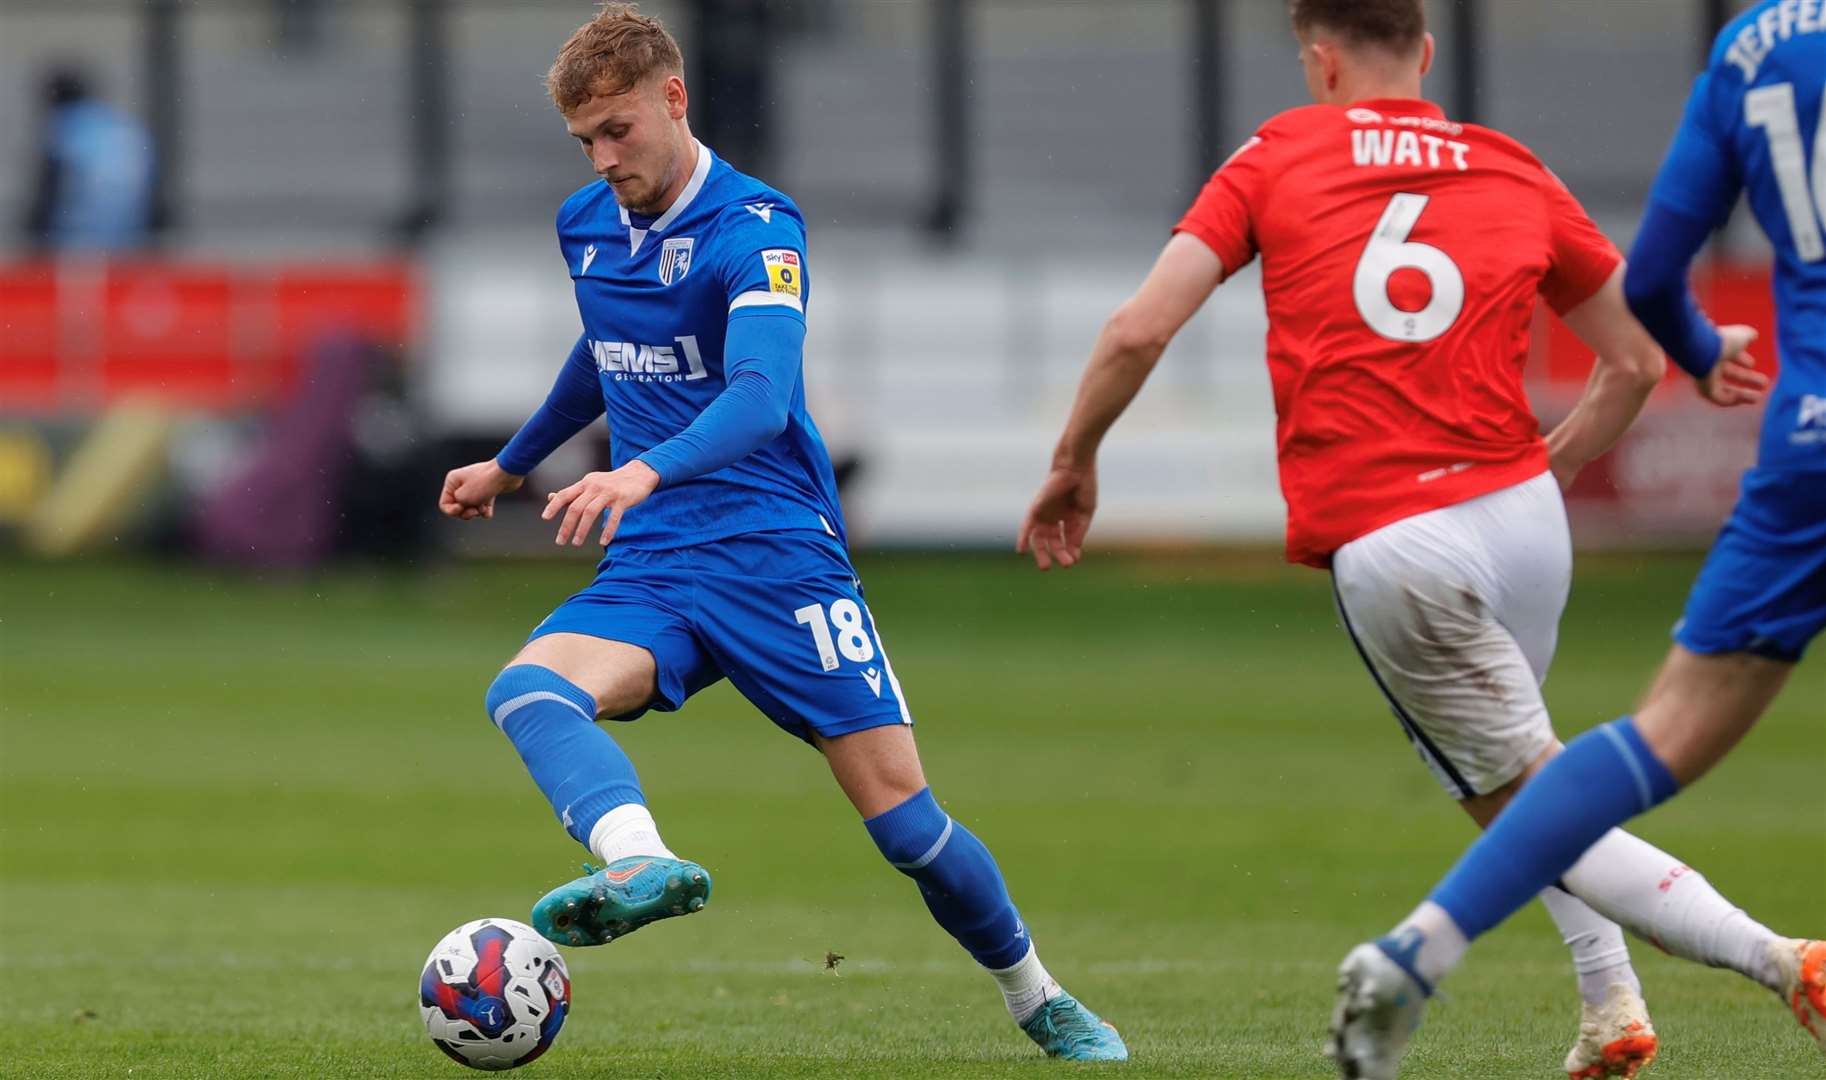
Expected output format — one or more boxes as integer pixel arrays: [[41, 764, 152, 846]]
[[1176, 98, 1620, 567]]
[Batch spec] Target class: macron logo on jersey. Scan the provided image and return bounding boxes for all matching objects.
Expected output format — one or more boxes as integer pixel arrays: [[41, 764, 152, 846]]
[[580, 244, 598, 276], [744, 202, 774, 224]]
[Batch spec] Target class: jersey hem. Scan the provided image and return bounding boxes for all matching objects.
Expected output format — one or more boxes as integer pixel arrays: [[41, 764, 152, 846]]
[[1672, 626, 1807, 665], [610, 518, 842, 555], [1288, 453, 1552, 568]]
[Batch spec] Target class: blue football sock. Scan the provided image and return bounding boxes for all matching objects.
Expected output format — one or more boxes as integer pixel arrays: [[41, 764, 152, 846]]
[[486, 665, 645, 848], [1430, 717, 1680, 942], [865, 788, 1031, 970]]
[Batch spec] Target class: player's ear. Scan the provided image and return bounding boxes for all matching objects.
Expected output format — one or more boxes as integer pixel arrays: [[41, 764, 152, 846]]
[[1417, 32, 1436, 79], [663, 74, 688, 121], [1321, 42, 1343, 95]]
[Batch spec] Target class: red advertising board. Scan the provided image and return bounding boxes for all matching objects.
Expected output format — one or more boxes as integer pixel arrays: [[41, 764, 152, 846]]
[[0, 260, 417, 413]]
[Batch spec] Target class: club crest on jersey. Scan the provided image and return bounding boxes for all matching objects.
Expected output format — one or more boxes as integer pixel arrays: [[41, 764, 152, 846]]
[[761, 249, 801, 298], [658, 237, 694, 285]]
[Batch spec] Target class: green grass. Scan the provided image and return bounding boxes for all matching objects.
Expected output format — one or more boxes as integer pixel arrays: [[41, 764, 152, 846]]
[[1, 551, 1820, 1079]]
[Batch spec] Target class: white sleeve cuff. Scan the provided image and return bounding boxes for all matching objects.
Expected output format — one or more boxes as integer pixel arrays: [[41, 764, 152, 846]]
[[729, 290, 804, 314]]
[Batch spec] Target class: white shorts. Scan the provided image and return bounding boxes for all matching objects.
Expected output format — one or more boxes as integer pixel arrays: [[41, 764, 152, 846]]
[[1330, 471, 1571, 799]]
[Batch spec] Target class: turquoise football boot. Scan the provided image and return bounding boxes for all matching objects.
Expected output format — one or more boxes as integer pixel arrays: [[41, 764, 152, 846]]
[[530, 856, 712, 947], [1019, 993, 1130, 1061]]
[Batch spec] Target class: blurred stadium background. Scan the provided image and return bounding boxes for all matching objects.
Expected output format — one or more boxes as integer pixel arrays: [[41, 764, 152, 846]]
[[3, 3, 1822, 1079], [0, 0, 1781, 555]]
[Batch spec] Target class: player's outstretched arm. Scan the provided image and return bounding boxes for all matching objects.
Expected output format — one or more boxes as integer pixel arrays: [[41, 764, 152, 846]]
[[440, 334, 604, 523], [1622, 69, 1767, 409], [1019, 233, 1225, 570], [1546, 266, 1668, 490], [1624, 202, 1767, 408]]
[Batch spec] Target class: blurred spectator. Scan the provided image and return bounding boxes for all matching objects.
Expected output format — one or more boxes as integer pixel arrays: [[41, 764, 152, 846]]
[[21, 64, 157, 254], [192, 338, 438, 569]]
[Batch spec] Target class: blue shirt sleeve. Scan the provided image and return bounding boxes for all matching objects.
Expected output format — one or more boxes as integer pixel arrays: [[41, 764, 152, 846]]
[[634, 313, 805, 486], [712, 201, 809, 319], [496, 334, 604, 475], [1624, 203, 1724, 379], [1624, 71, 1742, 379]]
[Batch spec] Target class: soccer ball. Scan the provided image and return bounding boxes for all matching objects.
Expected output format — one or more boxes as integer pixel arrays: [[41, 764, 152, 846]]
[[419, 918, 571, 1070]]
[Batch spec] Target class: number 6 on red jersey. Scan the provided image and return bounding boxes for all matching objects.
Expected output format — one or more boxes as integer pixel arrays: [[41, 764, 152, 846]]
[[1354, 193, 1465, 342]]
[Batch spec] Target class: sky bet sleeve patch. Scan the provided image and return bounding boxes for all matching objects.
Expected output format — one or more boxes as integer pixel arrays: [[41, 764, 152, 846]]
[[761, 249, 802, 298]]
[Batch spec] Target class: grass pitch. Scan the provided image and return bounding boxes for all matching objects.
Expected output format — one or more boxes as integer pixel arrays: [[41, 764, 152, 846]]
[[1, 550, 1820, 1079]]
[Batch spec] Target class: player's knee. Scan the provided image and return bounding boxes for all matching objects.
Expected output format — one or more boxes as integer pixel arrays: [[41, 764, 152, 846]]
[[506, 634, 656, 719], [484, 664, 600, 731]]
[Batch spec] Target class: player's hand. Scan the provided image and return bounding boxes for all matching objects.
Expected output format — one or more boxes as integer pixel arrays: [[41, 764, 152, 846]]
[[1018, 463, 1097, 571], [543, 460, 661, 547], [1697, 325, 1767, 408], [439, 459, 524, 521]]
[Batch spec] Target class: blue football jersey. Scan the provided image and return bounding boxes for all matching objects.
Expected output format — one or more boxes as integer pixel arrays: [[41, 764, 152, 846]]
[[555, 141, 845, 549], [1650, 0, 1826, 469]]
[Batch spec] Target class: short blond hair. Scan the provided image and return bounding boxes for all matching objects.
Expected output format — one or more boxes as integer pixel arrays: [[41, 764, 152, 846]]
[[546, 3, 684, 112]]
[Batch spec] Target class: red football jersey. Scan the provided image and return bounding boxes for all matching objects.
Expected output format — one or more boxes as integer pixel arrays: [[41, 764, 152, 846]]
[[1175, 98, 1619, 567]]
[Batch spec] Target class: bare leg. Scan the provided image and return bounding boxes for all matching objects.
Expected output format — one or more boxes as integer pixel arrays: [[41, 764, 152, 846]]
[[818, 725, 1125, 1056], [510, 631, 659, 718], [1633, 645, 1794, 786], [1449, 670, 1802, 995]]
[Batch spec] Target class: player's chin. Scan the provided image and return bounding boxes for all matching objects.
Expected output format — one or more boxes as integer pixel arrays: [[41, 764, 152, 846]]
[[608, 178, 655, 211]]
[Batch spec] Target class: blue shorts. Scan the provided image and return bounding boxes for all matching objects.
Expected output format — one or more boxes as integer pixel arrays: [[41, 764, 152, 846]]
[[527, 529, 913, 742], [1675, 468, 1826, 663]]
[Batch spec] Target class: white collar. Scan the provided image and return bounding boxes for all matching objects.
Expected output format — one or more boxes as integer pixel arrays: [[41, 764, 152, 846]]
[[622, 139, 713, 256]]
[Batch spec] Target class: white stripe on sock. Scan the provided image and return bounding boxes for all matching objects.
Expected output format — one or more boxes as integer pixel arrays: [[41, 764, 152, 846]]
[[1598, 723, 1655, 810], [491, 690, 593, 729], [893, 817, 953, 870]]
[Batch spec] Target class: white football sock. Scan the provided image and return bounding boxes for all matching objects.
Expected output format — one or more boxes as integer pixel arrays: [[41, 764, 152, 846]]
[[1390, 900, 1468, 988], [1562, 829, 1783, 992], [588, 803, 677, 865], [989, 944, 1062, 1024], [1537, 885, 1639, 1006]]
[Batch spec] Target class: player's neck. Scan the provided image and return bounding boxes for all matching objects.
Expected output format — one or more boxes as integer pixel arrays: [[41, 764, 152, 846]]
[[642, 133, 700, 219], [1333, 79, 1425, 107]]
